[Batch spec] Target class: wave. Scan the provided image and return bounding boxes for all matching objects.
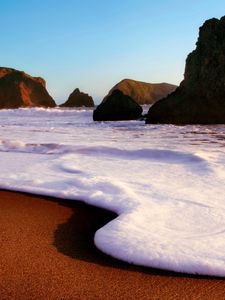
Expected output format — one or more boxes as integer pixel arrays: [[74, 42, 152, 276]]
[[0, 109, 225, 277], [0, 140, 207, 164]]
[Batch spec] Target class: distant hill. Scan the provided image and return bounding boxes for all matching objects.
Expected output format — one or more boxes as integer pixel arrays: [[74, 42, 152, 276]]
[[104, 79, 177, 105]]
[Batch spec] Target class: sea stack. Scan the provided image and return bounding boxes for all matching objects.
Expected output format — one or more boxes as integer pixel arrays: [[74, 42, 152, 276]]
[[146, 16, 225, 124], [93, 89, 143, 121], [60, 88, 94, 107], [0, 67, 55, 109], [105, 79, 176, 105]]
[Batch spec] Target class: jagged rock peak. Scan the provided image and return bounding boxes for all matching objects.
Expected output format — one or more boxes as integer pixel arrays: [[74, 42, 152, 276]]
[[60, 88, 94, 107]]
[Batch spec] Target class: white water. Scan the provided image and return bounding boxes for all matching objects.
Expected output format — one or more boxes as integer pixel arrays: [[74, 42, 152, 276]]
[[1, 107, 225, 276]]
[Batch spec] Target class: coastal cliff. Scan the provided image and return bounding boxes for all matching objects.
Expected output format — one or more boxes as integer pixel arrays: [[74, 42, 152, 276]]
[[146, 16, 225, 124], [0, 67, 55, 109]]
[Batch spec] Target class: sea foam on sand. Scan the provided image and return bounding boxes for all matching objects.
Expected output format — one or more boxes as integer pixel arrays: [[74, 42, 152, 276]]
[[0, 108, 225, 276]]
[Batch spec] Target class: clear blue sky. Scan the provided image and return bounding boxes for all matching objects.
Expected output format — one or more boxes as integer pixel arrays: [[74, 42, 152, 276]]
[[1, 0, 225, 104]]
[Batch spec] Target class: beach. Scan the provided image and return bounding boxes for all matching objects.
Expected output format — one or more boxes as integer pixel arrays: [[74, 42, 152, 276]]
[[0, 190, 224, 300]]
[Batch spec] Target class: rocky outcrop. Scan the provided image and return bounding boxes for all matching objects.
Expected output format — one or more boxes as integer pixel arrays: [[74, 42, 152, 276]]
[[146, 16, 225, 124], [93, 89, 143, 121], [0, 67, 55, 109], [105, 79, 176, 105], [60, 88, 94, 107]]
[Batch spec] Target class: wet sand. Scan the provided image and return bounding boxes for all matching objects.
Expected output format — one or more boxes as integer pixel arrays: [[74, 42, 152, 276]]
[[0, 190, 224, 300]]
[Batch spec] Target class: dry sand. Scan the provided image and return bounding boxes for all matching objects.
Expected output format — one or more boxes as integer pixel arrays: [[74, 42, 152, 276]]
[[0, 190, 224, 300]]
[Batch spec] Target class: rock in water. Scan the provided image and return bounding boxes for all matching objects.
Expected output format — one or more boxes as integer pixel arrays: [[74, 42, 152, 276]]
[[0, 67, 55, 109], [105, 79, 176, 105], [60, 88, 94, 107], [93, 89, 143, 121], [146, 16, 225, 124]]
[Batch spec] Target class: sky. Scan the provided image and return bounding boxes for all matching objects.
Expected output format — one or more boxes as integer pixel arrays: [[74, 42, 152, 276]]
[[1, 0, 225, 104]]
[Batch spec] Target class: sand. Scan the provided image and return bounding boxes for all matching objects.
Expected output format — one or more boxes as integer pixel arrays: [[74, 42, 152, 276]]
[[0, 190, 224, 300]]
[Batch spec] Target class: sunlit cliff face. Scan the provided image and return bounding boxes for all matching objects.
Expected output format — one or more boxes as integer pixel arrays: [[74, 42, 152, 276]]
[[19, 82, 33, 106], [0, 67, 55, 108]]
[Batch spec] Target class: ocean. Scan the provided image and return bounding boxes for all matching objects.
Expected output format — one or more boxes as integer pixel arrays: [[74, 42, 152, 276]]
[[0, 107, 225, 277]]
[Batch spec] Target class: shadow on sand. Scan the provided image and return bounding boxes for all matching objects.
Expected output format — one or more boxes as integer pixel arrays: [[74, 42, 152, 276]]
[[1, 189, 218, 279]]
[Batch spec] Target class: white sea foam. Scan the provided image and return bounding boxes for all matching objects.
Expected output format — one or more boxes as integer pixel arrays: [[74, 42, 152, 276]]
[[1, 107, 225, 276]]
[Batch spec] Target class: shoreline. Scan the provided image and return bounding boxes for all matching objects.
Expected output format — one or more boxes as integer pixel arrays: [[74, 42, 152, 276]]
[[0, 189, 224, 299]]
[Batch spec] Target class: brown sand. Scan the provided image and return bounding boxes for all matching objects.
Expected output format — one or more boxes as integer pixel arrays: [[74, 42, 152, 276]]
[[0, 190, 224, 300]]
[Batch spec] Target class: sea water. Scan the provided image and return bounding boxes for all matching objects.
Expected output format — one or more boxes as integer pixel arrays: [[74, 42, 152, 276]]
[[1, 107, 225, 276]]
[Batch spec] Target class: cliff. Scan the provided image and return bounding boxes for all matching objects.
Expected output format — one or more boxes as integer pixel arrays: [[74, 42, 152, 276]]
[[146, 16, 225, 124], [0, 67, 55, 109]]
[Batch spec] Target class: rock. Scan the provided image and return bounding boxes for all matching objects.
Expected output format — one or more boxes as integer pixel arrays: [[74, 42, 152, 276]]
[[0, 67, 55, 109], [146, 16, 225, 124], [60, 88, 94, 107], [93, 89, 143, 121], [0, 67, 15, 79], [105, 79, 176, 105]]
